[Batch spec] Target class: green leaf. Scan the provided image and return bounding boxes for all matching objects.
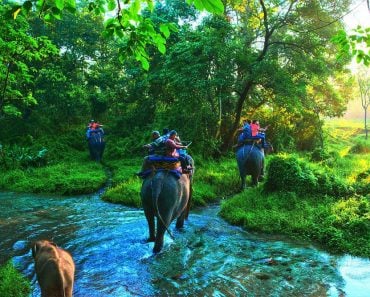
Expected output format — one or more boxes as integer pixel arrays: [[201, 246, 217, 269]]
[[191, 0, 224, 14], [200, 0, 224, 14], [107, 0, 116, 11], [23, 1, 33, 12], [44, 13, 52, 21], [356, 54, 362, 63], [139, 56, 150, 70], [55, 0, 64, 11], [51, 7, 62, 20], [160, 24, 170, 38], [157, 42, 166, 54], [65, 0, 76, 9], [3, 105, 22, 117]]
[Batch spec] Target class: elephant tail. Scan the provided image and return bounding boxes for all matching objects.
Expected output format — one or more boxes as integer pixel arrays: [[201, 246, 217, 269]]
[[151, 172, 175, 239]]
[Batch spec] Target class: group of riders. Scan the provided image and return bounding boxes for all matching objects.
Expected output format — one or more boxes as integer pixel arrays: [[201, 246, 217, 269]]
[[139, 128, 193, 176], [236, 119, 269, 153], [85, 118, 269, 171]]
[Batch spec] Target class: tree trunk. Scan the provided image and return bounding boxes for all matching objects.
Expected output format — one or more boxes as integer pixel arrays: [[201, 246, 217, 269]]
[[221, 80, 254, 152], [365, 107, 368, 140]]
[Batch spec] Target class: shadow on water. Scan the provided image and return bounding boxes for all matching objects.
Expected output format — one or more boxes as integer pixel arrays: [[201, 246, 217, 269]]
[[0, 191, 369, 297]]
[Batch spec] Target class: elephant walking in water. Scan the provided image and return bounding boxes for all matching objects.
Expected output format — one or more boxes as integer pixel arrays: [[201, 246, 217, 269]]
[[236, 144, 265, 189], [141, 170, 192, 253]]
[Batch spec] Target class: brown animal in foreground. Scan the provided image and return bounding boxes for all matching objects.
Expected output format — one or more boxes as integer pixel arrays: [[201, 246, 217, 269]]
[[32, 240, 75, 297]]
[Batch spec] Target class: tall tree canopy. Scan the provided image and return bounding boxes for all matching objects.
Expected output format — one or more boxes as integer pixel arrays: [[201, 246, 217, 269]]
[[0, 0, 357, 155]]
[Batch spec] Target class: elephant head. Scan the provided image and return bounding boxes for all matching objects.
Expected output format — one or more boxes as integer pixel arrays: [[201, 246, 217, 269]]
[[141, 170, 191, 253], [236, 144, 265, 189], [32, 240, 75, 297]]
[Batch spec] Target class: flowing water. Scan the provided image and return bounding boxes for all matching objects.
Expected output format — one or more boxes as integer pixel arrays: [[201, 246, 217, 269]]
[[0, 191, 369, 297]]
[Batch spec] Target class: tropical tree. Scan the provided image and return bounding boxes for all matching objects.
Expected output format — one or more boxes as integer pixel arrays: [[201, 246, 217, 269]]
[[9, 0, 224, 69], [358, 73, 370, 139], [218, 0, 353, 151], [0, 4, 57, 118]]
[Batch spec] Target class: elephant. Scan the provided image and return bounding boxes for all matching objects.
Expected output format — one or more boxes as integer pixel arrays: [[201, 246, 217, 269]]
[[236, 143, 265, 189], [141, 169, 192, 253], [88, 132, 105, 162], [32, 240, 75, 297]]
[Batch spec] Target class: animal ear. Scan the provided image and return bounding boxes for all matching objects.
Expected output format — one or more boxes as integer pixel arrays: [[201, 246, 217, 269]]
[[32, 243, 38, 258]]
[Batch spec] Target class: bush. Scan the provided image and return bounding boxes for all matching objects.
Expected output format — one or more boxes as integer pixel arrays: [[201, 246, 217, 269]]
[[0, 144, 48, 170], [0, 261, 31, 297], [264, 155, 318, 195], [264, 155, 353, 197], [349, 138, 370, 154], [310, 147, 331, 162]]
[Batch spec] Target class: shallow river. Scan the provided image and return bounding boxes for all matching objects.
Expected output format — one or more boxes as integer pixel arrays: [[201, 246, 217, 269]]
[[0, 191, 369, 297]]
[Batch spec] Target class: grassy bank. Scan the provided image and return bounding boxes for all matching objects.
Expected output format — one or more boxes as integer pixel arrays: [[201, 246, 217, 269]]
[[0, 151, 106, 195], [220, 119, 370, 257]]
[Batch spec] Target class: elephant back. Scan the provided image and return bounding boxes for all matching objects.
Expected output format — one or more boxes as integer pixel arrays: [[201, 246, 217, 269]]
[[236, 144, 263, 160], [141, 170, 190, 218]]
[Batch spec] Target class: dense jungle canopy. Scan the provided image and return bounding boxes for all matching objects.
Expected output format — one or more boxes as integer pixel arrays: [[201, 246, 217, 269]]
[[0, 0, 365, 155]]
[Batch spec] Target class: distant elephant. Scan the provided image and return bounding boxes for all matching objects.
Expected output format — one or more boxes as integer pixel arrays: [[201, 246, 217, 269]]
[[141, 170, 191, 253], [88, 132, 105, 162], [32, 240, 75, 297], [236, 144, 265, 189]]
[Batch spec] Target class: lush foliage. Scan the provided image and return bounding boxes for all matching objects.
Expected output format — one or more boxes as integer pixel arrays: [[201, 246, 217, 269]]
[[9, 0, 224, 70], [0, 144, 47, 170], [333, 26, 370, 66], [220, 188, 370, 256], [0, 0, 356, 156], [0, 261, 30, 297], [0, 4, 58, 118], [264, 154, 353, 197]]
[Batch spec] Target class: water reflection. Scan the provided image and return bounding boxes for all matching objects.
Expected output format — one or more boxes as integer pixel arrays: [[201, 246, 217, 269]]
[[0, 192, 369, 296]]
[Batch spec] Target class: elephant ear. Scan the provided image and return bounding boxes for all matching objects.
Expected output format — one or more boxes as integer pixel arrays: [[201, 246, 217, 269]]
[[32, 242, 40, 258]]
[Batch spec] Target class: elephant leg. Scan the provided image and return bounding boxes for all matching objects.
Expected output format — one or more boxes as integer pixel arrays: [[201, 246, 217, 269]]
[[144, 209, 155, 242], [251, 175, 258, 186], [240, 174, 247, 190], [176, 211, 186, 229], [88, 143, 94, 160], [153, 222, 166, 253]]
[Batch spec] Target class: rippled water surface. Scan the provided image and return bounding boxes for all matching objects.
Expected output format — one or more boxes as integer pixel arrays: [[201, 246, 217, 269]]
[[1, 191, 369, 297]]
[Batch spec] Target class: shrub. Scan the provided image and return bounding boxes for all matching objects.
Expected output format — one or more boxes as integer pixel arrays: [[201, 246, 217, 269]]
[[264, 155, 353, 197], [310, 147, 331, 162], [349, 138, 370, 154], [0, 261, 30, 297], [264, 155, 318, 194], [0, 144, 48, 170]]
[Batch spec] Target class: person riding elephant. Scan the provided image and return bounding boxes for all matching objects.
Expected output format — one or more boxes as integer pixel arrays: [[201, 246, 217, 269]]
[[86, 123, 105, 161], [165, 130, 192, 171]]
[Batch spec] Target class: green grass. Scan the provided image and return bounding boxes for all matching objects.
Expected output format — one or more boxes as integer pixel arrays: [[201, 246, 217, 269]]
[[220, 188, 370, 257], [0, 261, 30, 297], [220, 119, 370, 257], [0, 154, 106, 195]]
